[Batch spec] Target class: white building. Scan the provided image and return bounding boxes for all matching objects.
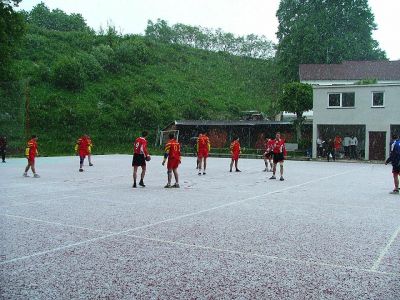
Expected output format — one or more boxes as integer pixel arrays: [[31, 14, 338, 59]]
[[299, 60, 400, 160]]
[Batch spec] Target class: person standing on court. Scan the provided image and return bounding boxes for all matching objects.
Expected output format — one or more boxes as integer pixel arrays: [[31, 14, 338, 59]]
[[0, 136, 7, 163], [132, 131, 151, 188], [162, 132, 181, 188], [316, 136, 324, 158], [229, 137, 241, 172], [197, 131, 210, 175], [385, 134, 400, 194], [75, 134, 91, 172], [87, 135, 94, 167], [23, 135, 40, 178], [270, 132, 286, 181]]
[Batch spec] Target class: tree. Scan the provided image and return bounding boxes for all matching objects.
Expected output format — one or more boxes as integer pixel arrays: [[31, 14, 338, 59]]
[[0, 0, 25, 81], [278, 82, 312, 142], [276, 0, 386, 82]]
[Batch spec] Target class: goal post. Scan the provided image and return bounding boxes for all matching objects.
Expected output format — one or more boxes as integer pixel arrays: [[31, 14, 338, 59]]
[[159, 130, 179, 146]]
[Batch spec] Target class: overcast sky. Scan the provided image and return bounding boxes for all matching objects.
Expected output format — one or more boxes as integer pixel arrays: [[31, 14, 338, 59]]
[[17, 0, 399, 60]]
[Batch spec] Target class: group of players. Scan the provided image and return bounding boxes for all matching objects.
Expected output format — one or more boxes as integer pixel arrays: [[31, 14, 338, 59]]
[[21, 131, 288, 187], [131, 131, 287, 188]]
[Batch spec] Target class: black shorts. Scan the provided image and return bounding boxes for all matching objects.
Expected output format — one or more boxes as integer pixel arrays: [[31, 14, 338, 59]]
[[393, 164, 400, 174], [264, 151, 273, 159], [132, 154, 146, 167], [273, 153, 284, 164]]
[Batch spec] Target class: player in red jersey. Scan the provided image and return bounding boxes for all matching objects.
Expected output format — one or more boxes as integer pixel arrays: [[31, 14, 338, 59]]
[[75, 134, 91, 172], [162, 132, 181, 188], [132, 131, 150, 188], [197, 132, 210, 175], [269, 132, 287, 181], [87, 135, 94, 166], [263, 137, 274, 172], [230, 137, 241, 172], [23, 135, 40, 178]]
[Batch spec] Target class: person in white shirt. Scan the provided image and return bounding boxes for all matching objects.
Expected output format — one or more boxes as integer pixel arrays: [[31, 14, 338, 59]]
[[350, 135, 358, 159], [343, 134, 351, 158], [316, 137, 324, 158]]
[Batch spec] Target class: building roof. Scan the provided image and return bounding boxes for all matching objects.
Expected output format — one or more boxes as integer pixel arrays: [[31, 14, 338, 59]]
[[173, 120, 294, 126], [299, 60, 400, 81]]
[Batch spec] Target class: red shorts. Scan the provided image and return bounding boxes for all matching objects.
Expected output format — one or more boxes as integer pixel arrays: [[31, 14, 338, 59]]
[[167, 158, 180, 170], [231, 153, 239, 161], [197, 149, 209, 158], [79, 150, 89, 157]]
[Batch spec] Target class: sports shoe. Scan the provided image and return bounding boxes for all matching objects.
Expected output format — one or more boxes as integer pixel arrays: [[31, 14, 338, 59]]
[[390, 189, 399, 194], [79, 168, 83, 172], [132, 183, 137, 188], [235, 169, 241, 172], [263, 168, 267, 172], [139, 180, 145, 187], [202, 172, 206, 175], [229, 169, 232, 172], [198, 171, 201, 175], [269, 175, 276, 180], [280, 177, 284, 181], [89, 163, 93, 166], [23, 172, 29, 177], [33, 173, 40, 178], [172, 183, 180, 188], [164, 184, 172, 188]]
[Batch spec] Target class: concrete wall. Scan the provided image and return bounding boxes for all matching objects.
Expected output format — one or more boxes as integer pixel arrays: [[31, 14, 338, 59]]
[[312, 84, 400, 159]]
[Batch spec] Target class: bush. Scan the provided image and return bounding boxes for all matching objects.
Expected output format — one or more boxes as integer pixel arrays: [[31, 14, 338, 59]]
[[51, 56, 85, 91], [114, 39, 151, 65], [76, 52, 103, 81]]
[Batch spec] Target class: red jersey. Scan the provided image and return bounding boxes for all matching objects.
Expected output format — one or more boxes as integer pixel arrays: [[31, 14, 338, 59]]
[[230, 140, 240, 154], [134, 137, 149, 156], [25, 139, 38, 159], [265, 139, 274, 152], [75, 136, 90, 156], [197, 134, 210, 152], [272, 138, 287, 155], [164, 139, 181, 160]]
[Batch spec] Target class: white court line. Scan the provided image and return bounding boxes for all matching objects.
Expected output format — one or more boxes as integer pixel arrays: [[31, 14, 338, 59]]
[[2, 212, 399, 277], [370, 224, 400, 271], [0, 168, 361, 265]]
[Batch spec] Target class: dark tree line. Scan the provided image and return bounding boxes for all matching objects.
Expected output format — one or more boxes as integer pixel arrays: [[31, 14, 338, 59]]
[[145, 19, 275, 59]]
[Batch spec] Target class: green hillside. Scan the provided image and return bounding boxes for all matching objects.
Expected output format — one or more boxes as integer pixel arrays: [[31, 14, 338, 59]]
[[1, 4, 278, 155]]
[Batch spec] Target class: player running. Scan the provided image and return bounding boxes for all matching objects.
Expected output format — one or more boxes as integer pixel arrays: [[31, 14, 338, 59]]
[[385, 134, 400, 194], [269, 132, 287, 181], [23, 135, 40, 178], [132, 131, 151, 188], [197, 131, 210, 175], [162, 132, 181, 188], [230, 137, 241, 172], [263, 137, 274, 172], [75, 134, 91, 172]]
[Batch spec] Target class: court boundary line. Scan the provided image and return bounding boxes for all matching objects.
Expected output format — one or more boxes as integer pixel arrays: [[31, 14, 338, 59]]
[[370, 224, 400, 271], [1, 212, 399, 277]]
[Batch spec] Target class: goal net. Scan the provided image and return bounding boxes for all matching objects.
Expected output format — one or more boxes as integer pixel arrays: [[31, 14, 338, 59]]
[[158, 130, 179, 146]]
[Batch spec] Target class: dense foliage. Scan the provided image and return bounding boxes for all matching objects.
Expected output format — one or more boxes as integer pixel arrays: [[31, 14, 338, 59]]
[[276, 0, 387, 82], [1, 3, 278, 155]]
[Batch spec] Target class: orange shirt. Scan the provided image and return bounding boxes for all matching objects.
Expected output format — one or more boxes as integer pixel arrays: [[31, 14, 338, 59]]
[[165, 139, 181, 160], [25, 139, 38, 158], [197, 135, 210, 151], [230, 140, 240, 154]]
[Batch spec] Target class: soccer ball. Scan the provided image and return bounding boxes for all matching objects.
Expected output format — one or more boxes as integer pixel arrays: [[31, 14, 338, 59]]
[[146, 155, 151, 161]]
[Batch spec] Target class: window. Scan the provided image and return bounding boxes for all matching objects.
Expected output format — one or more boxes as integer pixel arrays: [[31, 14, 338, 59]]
[[328, 92, 355, 108], [328, 94, 340, 107], [372, 92, 384, 107]]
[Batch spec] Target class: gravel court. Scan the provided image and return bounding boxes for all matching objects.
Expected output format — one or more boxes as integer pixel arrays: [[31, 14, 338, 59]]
[[1, 155, 399, 299]]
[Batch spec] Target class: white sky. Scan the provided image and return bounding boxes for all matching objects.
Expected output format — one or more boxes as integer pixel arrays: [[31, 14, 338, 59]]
[[17, 0, 399, 60]]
